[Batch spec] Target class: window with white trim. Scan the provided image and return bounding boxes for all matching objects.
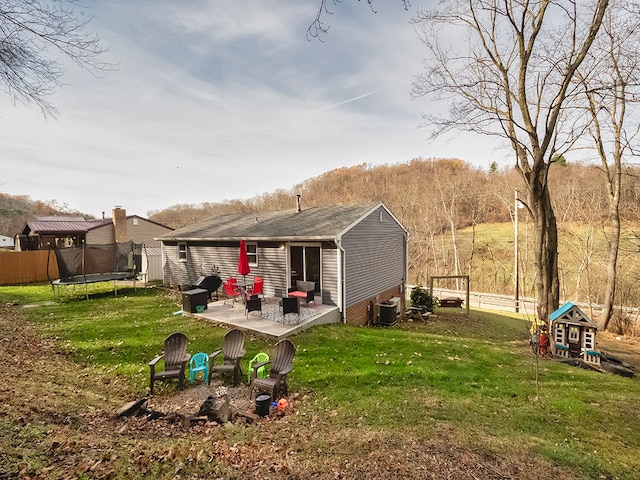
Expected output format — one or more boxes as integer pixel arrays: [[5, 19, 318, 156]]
[[569, 326, 579, 342], [584, 329, 594, 349], [178, 242, 188, 262], [555, 324, 564, 344], [246, 242, 258, 266]]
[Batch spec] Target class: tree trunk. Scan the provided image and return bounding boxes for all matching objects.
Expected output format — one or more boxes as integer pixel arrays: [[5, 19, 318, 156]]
[[601, 190, 621, 330], [530, 170, 560, 322]]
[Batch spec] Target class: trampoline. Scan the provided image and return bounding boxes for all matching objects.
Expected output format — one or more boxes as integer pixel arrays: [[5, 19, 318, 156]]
[[49, 241, 144, 299], [53, 272, 137, 285]]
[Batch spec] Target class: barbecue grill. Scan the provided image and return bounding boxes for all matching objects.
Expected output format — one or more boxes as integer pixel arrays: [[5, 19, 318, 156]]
[[192, 267, 222, 300]]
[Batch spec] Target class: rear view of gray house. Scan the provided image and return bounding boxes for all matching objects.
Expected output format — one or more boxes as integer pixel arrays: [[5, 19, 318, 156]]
[[157, 201, 408, 325]]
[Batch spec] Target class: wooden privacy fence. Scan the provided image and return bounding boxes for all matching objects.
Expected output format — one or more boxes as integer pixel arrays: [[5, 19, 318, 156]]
[[0, 251, 59, 285]]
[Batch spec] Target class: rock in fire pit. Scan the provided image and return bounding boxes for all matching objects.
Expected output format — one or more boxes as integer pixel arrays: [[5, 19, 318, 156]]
[[197, 386, 231, 423]]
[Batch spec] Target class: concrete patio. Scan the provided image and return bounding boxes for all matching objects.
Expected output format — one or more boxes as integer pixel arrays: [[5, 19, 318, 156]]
[[185, 297, 341, 339]]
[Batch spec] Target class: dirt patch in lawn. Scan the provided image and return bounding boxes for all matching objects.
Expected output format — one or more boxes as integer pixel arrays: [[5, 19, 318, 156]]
[[144, 382, 253, 418], [1, 303, 583, 479]]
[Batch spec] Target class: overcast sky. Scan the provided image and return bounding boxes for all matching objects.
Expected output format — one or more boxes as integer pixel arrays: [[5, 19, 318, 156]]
[[1, 1, 507, 219]]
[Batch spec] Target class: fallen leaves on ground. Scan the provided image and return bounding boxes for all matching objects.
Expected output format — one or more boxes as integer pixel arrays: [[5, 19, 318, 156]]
[[1, 303, 582, 480]]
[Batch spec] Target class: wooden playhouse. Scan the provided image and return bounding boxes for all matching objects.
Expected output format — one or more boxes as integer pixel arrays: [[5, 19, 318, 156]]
[[549, 302, 600, 366]]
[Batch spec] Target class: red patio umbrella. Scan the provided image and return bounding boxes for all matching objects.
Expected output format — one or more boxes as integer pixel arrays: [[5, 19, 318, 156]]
[[238, 239, 251, 283]]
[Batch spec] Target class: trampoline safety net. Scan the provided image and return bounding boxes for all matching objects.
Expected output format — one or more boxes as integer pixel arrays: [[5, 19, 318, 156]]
[[53, 241, 144, 280]]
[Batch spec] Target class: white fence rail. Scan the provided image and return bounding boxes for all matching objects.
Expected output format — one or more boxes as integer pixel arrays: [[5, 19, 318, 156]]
[[427, 287, 538, 315], [407, 285, 640, 318], [411, 286, 639, 328]]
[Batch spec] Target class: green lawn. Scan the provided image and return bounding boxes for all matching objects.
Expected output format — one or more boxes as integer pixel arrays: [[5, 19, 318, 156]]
[[1, 283, 639, 479]]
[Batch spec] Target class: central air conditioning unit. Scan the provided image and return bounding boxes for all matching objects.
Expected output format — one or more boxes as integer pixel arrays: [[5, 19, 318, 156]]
[[388, 297, 402, 316]]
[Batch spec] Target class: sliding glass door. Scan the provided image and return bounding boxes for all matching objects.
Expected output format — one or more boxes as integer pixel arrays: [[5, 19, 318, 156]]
[[289, 245, 320, 292]]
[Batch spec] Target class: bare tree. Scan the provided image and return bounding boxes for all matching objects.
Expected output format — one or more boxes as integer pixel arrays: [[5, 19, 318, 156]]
[[576, 2, 640, 329], [411, 0, 610, 321], [307, 0, 411, 40], [0, 0, 111, 116]]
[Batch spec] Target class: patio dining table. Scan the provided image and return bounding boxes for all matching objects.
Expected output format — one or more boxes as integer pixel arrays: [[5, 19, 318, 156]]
[[235, 279, 253, 289], [234, 279, 254, 301]]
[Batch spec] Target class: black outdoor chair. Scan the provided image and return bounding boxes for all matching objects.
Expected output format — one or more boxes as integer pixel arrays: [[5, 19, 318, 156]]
[[249, 339, 296, 400], [280, 297, 300, 324], [148, 332, 191, 395], [246, 297, 262, 318], [208, 329, 246, 386]]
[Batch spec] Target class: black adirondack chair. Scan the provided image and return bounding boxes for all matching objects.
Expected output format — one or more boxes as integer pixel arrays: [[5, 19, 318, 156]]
[[249, 339, 296, 400], [148, 332, 191, 395]]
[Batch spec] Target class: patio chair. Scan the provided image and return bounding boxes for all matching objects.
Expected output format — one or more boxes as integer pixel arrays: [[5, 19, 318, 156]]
[[148, 332, 191, 395], [288, 280, 315, 306], [223, 281, 242, 306], [189, 352, 209, 384], [250, 339, 296, 400], [247, 352, 270, 383], [245, 297, 262, 318], [274, 287, 286, 303], [248, 276, 264, 299], [208, 329, 246, 386], [280, 297, 300, 324]]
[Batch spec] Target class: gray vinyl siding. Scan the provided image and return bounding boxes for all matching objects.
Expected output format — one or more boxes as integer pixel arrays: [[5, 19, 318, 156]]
[[86, 225, 115, 244], [321, 246, 339, 306], [145, 254, 163, 281], [341, 206, 406, 307], [125, 218, 170, 247], [159, 203, 407, 315], [162, 241, 287, 295], [86, 218, 170, 247]]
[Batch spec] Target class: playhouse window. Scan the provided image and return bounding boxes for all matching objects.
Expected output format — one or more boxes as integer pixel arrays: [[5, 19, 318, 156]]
[[555, 325, 564, 344], [584, 330, 594, 349], [569, 326, 579, 342]]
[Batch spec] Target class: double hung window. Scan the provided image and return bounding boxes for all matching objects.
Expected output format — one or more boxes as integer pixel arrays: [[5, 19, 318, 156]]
[[246, 242, 258, 266], [178, 242, 187, 262]]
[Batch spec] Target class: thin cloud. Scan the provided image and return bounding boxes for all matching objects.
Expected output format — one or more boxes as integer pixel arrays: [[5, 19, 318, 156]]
[[0, 1, 505, 218], [308, 84, 399, 114]]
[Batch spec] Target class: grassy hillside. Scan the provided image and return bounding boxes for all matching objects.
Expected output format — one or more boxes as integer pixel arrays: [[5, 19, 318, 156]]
[[416, 221, 640, 324], [1, 285, 639, 479]]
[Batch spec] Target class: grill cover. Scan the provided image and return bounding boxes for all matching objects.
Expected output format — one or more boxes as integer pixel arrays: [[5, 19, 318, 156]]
[[193, 275, 222, 297]]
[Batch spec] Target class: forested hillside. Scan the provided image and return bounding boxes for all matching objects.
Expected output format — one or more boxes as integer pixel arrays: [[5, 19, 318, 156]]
[[148, 158, 640, 321], [0, 194, 92, 237], [3, 158, 639, 326]]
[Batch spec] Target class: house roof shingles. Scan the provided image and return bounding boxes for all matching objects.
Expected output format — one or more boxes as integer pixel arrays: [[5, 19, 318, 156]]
[[158, 202, 384, 242], [23, 215, 172, 236], [25, 218, 111, 234]]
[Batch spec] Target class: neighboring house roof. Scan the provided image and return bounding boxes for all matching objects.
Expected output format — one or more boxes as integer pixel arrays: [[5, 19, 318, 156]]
[[23, 218, 111, 235], [21, 215, 173, 236], [121, 215, 174, 231], [158, 202, 402, 242]]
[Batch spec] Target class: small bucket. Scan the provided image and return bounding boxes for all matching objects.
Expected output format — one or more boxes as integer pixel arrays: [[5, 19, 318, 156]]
[[255, 393, 271, 417]]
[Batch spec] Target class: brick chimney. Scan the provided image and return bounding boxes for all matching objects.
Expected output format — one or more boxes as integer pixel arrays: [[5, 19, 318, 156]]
[[112, 206, 128, 243]]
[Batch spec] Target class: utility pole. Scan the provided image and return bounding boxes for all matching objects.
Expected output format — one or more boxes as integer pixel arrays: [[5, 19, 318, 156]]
[[514, 189, 519, 313]]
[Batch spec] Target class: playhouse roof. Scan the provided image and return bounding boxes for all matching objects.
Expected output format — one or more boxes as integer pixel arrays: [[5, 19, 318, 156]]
[[549, 302, 598, 329]]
